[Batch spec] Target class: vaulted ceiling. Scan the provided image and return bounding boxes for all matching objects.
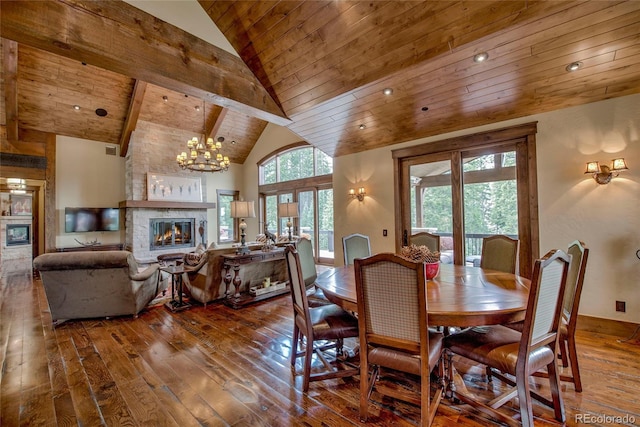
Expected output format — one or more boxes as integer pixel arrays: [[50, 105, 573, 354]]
[[2, 0, 640, 163]]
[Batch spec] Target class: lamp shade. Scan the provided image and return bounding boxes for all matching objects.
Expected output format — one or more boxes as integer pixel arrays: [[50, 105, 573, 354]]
[[611, 158, 629, 172], [278, 202, 299, 218], [230, 200, 255, 219], [584, 161, 600, 174]]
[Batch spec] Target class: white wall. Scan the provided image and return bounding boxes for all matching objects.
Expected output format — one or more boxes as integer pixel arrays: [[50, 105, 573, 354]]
[[323, 94, 639, 323], [56, 136, 125, 247]]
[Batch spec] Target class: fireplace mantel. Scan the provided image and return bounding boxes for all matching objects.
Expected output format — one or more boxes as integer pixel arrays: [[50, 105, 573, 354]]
[[119, 200, 216, 209]]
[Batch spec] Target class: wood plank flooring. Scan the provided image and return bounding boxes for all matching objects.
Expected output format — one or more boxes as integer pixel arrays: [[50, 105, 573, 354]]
[[2, 268, 640, 426]]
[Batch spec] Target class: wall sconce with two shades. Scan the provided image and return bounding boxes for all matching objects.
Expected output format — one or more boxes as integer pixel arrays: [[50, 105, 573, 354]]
[[584, 158, 629, 185], [349, 187, 366, 202]]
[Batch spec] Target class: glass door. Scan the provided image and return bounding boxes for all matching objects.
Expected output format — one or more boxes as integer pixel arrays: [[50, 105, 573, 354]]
[[317, 188, 334, 263], [462, 149, 519, 266], [293, 187, 334, 264], [409, 158, 453, 254], [395, 123, 539, 277]]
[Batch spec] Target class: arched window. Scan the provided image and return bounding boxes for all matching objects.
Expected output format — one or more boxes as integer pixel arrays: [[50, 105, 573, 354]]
[[258, 143, 334, 263]]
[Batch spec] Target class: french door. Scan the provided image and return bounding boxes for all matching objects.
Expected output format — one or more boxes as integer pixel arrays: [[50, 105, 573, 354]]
[[393, 123, 539, 278]]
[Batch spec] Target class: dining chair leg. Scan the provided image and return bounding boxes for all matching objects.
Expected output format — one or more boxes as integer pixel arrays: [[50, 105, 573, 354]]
[[302, 337, 313, 392], [547, 356, 566, 423], [567, 335, 583, 392], [515, 366, 534, 427], [291, 326, 300, 368], [559, 336, 569, 367]]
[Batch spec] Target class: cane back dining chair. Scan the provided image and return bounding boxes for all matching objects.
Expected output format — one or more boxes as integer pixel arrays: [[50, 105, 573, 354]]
[[296, 237, 331, 306], [284, 246, 359, 392], [354, 253, 445, 426], [444, 249, 571, 427], [342, 233, 372, 265], [480, 234, 519, 274], [496, 240, 589, 392], [410, 232, 441, 254]]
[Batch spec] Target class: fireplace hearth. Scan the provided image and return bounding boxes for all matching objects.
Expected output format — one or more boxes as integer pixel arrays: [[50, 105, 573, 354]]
[[150, 218, 195, 250]]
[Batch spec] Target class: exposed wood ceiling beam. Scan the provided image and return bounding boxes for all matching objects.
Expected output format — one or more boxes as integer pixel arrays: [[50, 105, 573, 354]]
[[120, 80, 147, 157], [2, 38, 19, 143], [207, 107, 228, 141], [0, 0, 291, 127]]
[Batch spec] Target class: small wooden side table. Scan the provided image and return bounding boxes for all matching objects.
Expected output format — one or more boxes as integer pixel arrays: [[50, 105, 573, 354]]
[[161, 264, 191, 312]]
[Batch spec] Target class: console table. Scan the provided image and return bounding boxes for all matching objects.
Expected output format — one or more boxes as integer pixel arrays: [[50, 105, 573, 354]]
[[221, 248, 289, 309]]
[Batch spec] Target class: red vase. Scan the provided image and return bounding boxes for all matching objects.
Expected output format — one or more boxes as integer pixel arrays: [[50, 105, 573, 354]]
[[424, 262, 440, 280]]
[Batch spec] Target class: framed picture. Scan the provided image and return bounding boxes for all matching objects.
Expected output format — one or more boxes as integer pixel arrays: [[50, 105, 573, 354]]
[[147, 173, 202, 202], [10, 194, 32, 216]]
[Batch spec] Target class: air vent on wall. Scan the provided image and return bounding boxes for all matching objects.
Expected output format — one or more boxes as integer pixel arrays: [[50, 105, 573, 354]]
[[105, 146, 117, 156]]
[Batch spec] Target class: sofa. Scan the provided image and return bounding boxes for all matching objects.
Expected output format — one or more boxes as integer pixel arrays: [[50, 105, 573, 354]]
[[33, 250, 167, 325]]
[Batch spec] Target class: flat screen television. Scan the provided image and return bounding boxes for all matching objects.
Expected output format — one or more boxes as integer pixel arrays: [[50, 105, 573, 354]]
[[65, 207, 120, 233]]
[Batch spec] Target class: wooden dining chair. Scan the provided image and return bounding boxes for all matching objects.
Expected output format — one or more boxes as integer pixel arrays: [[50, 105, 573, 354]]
[[342, 233, 371, 265], [284, 246, 359, 392], [480, 234, 519, 274], [354, 253, 445, 426], [496, 240, 589, 392], [296, 237, 331, 306], [410, 232, 441, 254], [444, 249, 570, 427]]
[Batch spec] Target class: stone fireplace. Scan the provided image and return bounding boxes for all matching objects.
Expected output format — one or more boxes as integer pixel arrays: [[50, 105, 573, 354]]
[[123, 121, 214, 263]]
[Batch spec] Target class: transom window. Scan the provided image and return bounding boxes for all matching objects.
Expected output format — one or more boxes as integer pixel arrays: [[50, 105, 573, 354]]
[[259, 145, 332, 184]]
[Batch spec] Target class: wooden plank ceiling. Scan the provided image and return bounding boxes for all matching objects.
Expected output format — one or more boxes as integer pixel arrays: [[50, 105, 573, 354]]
[[1, 0, 640, 162]]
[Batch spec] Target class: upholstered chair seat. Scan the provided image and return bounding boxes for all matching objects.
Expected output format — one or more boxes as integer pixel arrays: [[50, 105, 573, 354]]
[[302, 304, 359, 340], [446, 326, 555, 378], [368, 332, 443, 375]]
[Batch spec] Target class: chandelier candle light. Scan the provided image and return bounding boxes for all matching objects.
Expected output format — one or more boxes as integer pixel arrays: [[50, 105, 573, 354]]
[[230, 200, 256, 255], [176, 101, 231, 172]]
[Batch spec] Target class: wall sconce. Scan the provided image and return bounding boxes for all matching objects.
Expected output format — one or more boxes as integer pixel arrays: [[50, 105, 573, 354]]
[[349, 187, 366, 202], [585, 158, 629, 185]]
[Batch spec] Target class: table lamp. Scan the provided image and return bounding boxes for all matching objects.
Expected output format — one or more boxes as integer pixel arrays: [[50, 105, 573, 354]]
[[230, 200, 255, 254], [277, 199, 299, 241]]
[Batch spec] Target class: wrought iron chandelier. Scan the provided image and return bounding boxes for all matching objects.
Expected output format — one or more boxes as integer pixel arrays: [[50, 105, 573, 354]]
[[176, 102, 230, 173]]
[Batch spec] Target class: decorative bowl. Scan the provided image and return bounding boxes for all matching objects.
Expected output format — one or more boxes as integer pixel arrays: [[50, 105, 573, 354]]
[[424, 262, 440, 280]]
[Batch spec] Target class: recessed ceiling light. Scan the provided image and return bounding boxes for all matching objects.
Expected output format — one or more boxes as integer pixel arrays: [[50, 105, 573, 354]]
[[473, 52, 489, 63], [195, 105, 200, 111], [566, 61, 583, 72], [359, 124, 366, 130], [162, 96, 168, 102], [95, 108, 108, 117], [421, 106, 429, 112], [383, 88, 393, 95], [73, 105, 81, 110]]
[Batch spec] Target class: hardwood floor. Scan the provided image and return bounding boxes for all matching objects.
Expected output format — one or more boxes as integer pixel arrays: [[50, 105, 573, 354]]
[[2, 268, 639, 426]]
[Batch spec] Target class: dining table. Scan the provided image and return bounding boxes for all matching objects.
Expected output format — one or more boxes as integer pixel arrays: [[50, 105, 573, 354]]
[[315, 263, 531, 328]]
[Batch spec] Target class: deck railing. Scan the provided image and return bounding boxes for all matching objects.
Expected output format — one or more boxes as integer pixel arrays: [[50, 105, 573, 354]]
[[415, 231, 518, 258]]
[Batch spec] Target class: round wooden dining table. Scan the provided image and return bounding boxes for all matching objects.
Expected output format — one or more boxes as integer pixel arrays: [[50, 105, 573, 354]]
[[315, 263, 530, 328]]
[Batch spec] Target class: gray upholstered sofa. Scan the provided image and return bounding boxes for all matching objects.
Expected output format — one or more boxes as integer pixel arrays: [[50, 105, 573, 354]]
[[33, 250, 167, 325]]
